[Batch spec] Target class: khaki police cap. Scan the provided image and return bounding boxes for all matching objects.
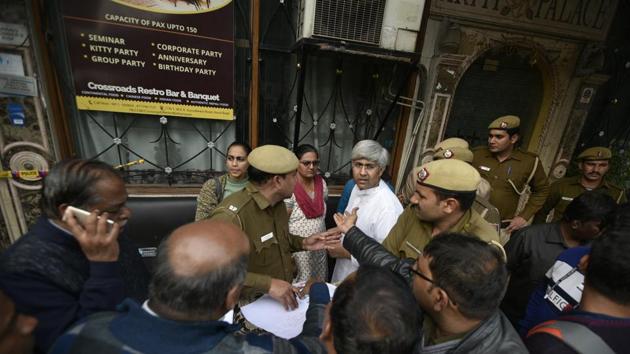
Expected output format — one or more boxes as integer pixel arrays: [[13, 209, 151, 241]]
[[488, 115, 520, 130], [433, 146, 474, 163], [248, 145, 299, 174], [416, 159, 480, 193], [435, 137, 469, 151], [577, 146, 612, 161]]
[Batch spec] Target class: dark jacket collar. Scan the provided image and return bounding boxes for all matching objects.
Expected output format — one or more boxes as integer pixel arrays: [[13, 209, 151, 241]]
[[449, 310, 527, 353], [544, 222, 567, 246], [25, 216, 81, 251], [110, 299, 241, 353]]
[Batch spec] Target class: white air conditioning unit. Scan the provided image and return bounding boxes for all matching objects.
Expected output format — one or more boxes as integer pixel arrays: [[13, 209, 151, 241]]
[[298, 0, 425, 53]]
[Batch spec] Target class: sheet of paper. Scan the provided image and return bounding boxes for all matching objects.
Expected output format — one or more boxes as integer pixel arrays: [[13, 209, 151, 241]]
[[221, 309, 234, 324], [241, 283, 336, 339]]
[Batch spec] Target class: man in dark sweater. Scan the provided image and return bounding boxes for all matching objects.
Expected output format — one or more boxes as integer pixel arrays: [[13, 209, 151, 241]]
[[525, 222, 630, 353], [0, 159, 149, 353]]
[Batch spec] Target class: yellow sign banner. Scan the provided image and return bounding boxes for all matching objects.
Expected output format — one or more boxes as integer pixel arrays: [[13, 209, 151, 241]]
[[0, 170, 47, 180], [76, 96, 233, 120]]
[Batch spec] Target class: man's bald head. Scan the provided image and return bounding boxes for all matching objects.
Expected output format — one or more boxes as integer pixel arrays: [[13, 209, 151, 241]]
[[167, 220, 250, 278], [148, 220, 250, 320]]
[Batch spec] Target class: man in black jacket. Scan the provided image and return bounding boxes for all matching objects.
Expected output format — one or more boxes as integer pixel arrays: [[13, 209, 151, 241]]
[[502, 191, 615, 329], [334, 210, 527, 353]]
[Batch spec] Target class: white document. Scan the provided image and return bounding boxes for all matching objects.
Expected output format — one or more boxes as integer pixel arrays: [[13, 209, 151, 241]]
[[0, 53, 24, 75], [241, 283, 336, 339]]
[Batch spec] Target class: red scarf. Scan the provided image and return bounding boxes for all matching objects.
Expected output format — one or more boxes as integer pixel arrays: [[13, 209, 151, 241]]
[[294, 174, 325, 219]]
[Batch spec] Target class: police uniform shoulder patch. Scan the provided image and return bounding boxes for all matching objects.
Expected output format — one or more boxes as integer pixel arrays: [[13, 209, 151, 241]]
[[417, 167, 430, 182], [212, 193, 253, 218]]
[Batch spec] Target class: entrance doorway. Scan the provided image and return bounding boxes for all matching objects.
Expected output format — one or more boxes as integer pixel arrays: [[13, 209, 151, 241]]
[[444, 46, 543, 149]]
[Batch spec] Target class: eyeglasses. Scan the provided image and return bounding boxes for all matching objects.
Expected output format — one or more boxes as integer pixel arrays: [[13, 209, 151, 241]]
[[411, 260, 457, 305], [300, 160, 320, 167], [410, 267, 435, 284], [352, 161, 379, 171]]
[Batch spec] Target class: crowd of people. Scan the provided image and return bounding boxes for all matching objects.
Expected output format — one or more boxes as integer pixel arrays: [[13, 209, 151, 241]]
[[1, 114, 629, 354]]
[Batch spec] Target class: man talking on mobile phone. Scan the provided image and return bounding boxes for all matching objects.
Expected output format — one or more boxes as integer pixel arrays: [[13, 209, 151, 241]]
[[0, 159, 149, 354]]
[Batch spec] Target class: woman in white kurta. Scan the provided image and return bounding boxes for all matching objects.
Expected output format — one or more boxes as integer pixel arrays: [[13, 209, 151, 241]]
[[285, 144, 328, 283]]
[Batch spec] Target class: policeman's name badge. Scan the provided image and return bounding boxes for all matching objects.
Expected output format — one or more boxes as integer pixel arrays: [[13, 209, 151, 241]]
[[561, 197, 574, 201], [417, 167, 430, 182], [261, 232, 274, 242], [480, 166, 491, 171]]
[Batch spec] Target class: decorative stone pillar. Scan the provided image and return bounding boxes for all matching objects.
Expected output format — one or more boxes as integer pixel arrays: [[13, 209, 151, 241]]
[[549, 74, 610, 181]]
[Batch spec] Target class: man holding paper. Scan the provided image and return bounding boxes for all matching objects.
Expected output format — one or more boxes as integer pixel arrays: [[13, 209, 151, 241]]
[[210, 145, 339, 315]]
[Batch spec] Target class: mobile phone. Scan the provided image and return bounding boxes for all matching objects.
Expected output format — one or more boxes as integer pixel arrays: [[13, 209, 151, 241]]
[[65, 206, 115, 230]]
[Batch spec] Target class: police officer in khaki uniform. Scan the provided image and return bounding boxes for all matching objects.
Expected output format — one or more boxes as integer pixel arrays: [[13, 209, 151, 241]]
[[210, 145, 336, 311], [433, 144, 501, 232], [472, 115, 550, 234], [533, 146, 626, 223], [434, 138, 493, 199], [382, 159, 500, 259], [398, 138, 474, 206]]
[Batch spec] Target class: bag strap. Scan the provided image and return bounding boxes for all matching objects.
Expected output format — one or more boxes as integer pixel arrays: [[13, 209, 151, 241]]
[[507, 156, 539, 195], [616, 189, 625, 203], [214, 175, 224, 202], [530, 320, 615, 354]]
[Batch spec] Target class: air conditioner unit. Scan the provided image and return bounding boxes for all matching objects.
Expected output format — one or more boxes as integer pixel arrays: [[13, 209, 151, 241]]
[[298, 0, 425, 53]]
